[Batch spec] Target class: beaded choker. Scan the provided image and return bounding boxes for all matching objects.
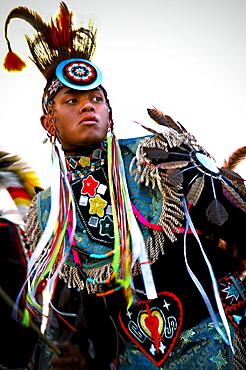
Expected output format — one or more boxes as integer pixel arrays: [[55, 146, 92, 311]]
[[66, 144, 106, 182]]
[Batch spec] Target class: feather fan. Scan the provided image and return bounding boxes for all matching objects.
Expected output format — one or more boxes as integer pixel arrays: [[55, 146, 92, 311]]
[[147, 108, 185, 134], [223, 146, 246, 171], [221, 181, 246, 213], [156, 161, 188, 170], [220, 168, 244, 184], [143, 147, 169, 160], [220, 146, 246, 185], [186, 176, 205, 206]]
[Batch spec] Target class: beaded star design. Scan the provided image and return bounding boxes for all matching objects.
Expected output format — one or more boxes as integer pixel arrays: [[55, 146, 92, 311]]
[[89, 194, 107, 217], [81, 175, 99, 197]]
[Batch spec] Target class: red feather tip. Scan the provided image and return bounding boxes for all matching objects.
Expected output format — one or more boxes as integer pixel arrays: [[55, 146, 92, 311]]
[[3, 50, 26, 72], [45, 3, 73, 50]]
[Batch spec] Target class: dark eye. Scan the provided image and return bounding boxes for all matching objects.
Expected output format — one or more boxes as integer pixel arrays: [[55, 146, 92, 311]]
[[92, 96, 103, 102], [66, 98, 78, 104]]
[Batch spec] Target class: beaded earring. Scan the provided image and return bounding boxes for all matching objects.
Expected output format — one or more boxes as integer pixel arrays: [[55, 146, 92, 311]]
[[47, 101, 56, 142]]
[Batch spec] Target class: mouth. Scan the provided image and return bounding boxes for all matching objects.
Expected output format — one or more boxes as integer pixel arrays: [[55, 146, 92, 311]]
[[80, 114, 98, 125]]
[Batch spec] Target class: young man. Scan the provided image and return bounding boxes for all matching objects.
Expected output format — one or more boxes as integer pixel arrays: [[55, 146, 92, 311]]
[[4, 3, 246, 369], [41, 87, 110, 150]]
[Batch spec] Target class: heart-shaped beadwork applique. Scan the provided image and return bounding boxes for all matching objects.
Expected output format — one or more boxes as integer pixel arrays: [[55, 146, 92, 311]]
[[119, 291, 183, 366]]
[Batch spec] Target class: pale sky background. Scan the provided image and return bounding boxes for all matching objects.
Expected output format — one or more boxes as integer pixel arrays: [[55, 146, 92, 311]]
[[1, 0, 246, 188]]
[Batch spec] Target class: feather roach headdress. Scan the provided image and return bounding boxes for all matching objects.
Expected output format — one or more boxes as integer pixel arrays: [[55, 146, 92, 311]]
[[3, 2, 103, 115], [3, 2, 97, 80]]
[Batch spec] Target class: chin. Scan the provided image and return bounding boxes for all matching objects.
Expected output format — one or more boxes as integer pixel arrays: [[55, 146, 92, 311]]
[[81, 135, 107, 146]]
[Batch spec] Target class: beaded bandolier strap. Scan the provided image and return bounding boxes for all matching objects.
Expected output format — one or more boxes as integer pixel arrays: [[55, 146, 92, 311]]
[[68, 144, 114, 245], [64, 143, 116, 294]]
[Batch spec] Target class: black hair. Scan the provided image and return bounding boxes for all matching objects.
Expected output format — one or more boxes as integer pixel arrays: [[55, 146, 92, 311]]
[[99, 85, 114, 131]]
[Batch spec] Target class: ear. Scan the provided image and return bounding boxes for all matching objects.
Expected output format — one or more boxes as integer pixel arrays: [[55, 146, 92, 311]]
[[40, 115, 50, 132]]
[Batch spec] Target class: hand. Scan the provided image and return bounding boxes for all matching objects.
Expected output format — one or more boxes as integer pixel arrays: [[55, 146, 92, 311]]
[[51, 342, 87, 370]]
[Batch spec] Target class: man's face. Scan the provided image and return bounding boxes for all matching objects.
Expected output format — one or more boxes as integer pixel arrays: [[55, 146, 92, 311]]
[[42, 87, 109, 150]]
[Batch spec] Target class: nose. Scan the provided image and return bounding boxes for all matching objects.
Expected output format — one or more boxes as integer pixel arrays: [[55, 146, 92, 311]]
[[81, 100, 95, 112]]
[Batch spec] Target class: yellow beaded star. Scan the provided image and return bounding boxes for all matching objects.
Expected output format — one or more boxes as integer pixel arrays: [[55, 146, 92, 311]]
[[89, 194, 107, 217], [79, 156, 90, 167]]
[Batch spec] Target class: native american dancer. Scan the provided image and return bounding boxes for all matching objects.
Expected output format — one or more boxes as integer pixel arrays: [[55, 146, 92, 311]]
[[3, 3, 246, 369]]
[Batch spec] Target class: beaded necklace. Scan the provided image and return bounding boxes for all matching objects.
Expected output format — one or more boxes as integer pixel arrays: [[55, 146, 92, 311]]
[[67, 145, 106, 182]]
